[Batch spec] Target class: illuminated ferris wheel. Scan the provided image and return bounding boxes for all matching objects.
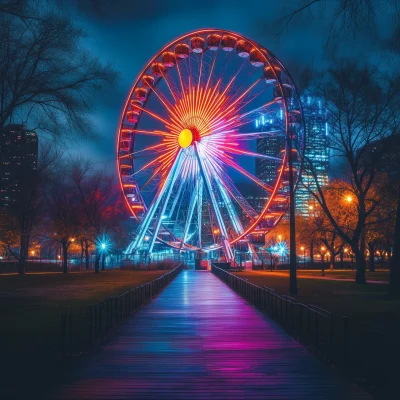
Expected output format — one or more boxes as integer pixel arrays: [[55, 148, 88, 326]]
[[117, 29, 305, 260]]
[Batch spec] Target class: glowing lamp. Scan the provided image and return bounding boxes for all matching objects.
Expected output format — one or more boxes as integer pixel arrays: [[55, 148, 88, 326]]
[[178, 129, 193, 148], [101, 243, 106, 250]]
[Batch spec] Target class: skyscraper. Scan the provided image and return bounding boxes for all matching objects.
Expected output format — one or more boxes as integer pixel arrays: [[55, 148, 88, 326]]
[[0, 124, 38, 210], [296, 97, 329, 217], [254, 97, 329, 217]]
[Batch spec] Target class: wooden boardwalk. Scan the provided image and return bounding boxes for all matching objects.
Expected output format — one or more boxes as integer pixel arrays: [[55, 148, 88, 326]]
[[54, 271, 370, 399]]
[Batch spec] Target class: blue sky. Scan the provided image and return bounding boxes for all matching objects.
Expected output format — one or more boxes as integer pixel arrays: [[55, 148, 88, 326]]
[[63, 0, 395, 170]]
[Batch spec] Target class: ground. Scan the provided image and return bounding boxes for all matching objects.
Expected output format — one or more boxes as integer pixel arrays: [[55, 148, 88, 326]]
[[233, 269, 400, 399], [0, 269, 166, 397], [233, 269, 400, 330]]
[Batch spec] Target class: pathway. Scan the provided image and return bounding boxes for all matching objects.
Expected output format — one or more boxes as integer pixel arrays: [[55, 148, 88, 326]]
[[54, 270, 371, 399]]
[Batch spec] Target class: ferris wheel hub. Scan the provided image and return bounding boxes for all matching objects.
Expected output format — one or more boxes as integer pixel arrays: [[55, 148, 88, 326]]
[[178, 128, 194, 148]]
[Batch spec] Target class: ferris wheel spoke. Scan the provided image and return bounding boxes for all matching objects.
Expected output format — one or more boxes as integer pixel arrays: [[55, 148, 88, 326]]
[[144, 83, 183, 121], [160, 70, 179, 103], [217, 171, 258, 221], [205, 49, 218, 92], [126, 128, 175, 138], [134, 105, 182, 132], [194, 143, 233, 260], [197, 178, 203, 248], [180, 179, 199, 248], [223, 157, 274, 193], [205, 160, 244, 235], [148, 157, 183, 254], [224, 147, 282, 161], [223, 130, 284, 140], [130, 150, 183, 252], [119, 143, 166, 160], [132, 149, 177, 177]]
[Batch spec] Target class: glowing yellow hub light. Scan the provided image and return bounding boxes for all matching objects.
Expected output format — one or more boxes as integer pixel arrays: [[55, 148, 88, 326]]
[[178, 128, 193, 148]]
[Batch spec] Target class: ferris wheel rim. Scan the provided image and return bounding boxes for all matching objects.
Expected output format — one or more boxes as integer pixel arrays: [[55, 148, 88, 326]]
[[117, 28, 305, 255]]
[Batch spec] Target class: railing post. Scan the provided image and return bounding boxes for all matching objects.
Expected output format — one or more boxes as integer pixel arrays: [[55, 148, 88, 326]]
[[342, 316, 348, 363], [61, 314, 66, 364], [299, 305, 303, 338], [315, 311, 319, 352], [99, 303, 103, 341], [329, 315, 334, 359], [68, 312, 72, 357]]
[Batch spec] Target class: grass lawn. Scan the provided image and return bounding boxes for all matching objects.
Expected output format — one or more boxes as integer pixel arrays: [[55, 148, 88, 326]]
[[233, 269, 400, 330], [0, 269, 167, 397], [233, 269, 400, 399]]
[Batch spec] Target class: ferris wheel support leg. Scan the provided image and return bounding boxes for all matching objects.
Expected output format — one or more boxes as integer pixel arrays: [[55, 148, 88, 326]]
[[180, 180, 199, 252], [148, 154, 183, 255], [194, 143, 234, 261], [168, 180, 184, 219], [197, 178, 203, 249], [129, 151, 183, 254], [248, 243, 259, 262], [214, 174, 244, 235]]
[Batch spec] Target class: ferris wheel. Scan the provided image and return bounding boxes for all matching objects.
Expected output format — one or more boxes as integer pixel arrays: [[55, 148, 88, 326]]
[[117, 29, 305, 260]]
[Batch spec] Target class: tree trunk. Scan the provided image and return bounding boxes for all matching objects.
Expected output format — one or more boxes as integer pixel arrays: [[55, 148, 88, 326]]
[[94, 251, 100, 273], [101, 252, 105, 271], [18, 234, 29, 275], [80, 240, 84, 267], [353, 246, 366, 284], [309, 240, 314, 266], [62, 242, 68, 274], [368, 243, 375, 272], [329, 253, 335, 270], [85, 240, 90, 270], [389, 196, 400, 298]]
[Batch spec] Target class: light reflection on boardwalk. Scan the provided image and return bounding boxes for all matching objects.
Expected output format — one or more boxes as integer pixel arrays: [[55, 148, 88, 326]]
[[55, 271, 370, 399]]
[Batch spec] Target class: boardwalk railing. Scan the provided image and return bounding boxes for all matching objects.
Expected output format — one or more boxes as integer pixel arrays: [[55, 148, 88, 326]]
[[61, 264, 183, 364], [211, 264, 398, 398]]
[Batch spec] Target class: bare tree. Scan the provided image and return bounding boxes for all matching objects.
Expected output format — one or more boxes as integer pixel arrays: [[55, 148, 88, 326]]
[[273, 0, 400, 53], [0, 142, 58, 273], [306, 62, 400, 283], [72, 159, 125, 273], [43, 160, 80, 273], [0, 8, 117, 138]]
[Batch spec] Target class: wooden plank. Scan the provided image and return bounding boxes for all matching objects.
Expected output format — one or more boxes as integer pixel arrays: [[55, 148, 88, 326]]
[[54, 271, 371, 399]]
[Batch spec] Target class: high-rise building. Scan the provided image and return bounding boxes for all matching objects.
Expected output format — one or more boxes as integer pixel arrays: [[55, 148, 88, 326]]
[[0, 124, 38, 209], [255, 113, 286, 186], [296, 97, 329, 217], [254, 97, 329, 217]]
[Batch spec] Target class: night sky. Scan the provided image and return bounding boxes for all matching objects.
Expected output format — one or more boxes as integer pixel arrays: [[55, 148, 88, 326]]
[[62, 0, 394, 170]]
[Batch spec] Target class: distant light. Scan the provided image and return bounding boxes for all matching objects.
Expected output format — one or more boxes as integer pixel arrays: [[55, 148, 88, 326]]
[[101, 243, 106, 250], [161, 215, 167, 220], [346, 195, 353, 203], [144, 235, 150, 241]]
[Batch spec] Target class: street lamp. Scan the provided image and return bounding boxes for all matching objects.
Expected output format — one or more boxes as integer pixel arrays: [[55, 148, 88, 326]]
[[320, 246, 326, 276], [345, 195, 353, 203], [300, 246, 305, 266], [278, 234, 282, 242]]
